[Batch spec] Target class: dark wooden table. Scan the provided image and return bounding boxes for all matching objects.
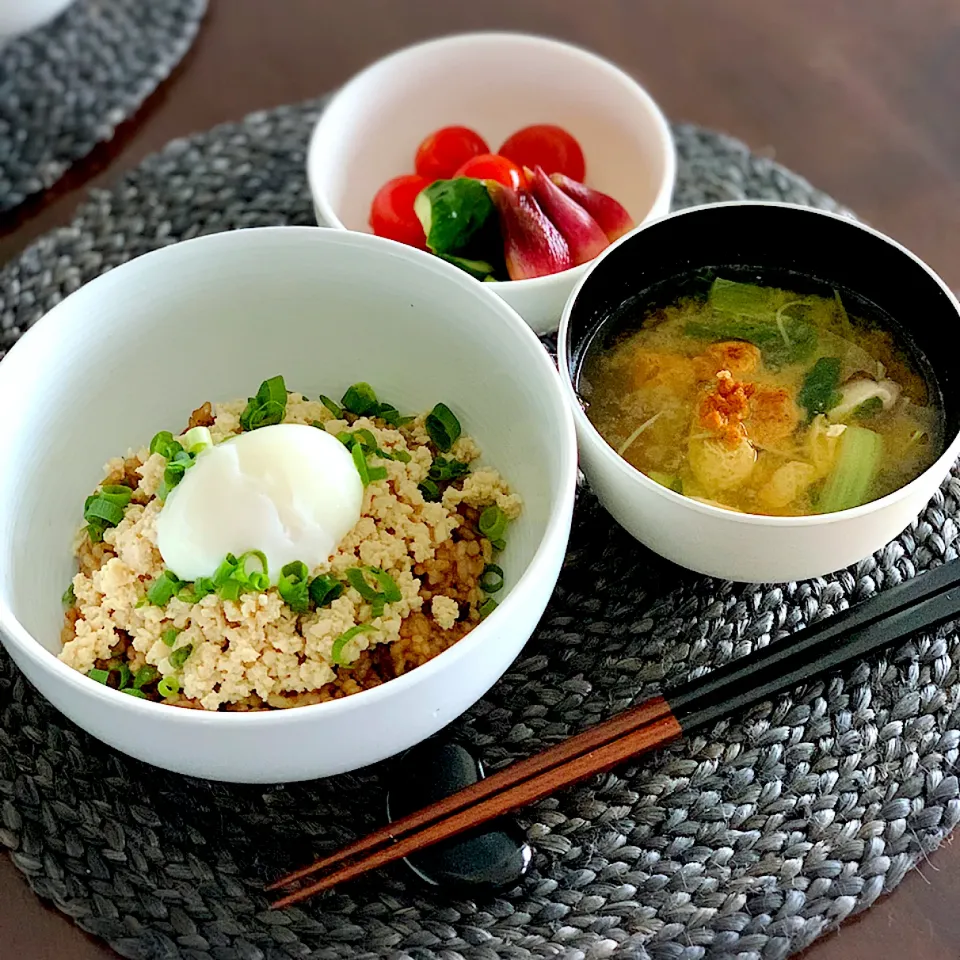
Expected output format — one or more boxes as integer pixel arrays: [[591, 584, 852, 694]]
[[2, 1, 959, 957]]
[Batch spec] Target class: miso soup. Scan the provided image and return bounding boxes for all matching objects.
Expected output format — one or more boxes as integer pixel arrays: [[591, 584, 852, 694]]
[[579, 273, 944, 517]]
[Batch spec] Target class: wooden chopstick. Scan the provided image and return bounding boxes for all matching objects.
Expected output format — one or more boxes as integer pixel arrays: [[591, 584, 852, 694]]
[[265, 694, 676, 892], [268, 558, 960, 908], [269, 702, 682, 907]]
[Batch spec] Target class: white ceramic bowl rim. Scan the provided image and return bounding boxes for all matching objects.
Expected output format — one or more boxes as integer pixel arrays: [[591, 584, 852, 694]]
[[306, 30, 677, 289], [0, 226, 579, 726], [558, 199, 960, 528]]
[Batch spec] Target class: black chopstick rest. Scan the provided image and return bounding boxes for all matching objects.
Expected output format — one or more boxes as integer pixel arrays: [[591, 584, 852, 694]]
[[386, 740, 532, 894]]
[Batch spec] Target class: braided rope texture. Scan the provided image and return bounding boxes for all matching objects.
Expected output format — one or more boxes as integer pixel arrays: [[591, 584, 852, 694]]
[[0, 0, 207, 213], [1, 100, 958, 960]]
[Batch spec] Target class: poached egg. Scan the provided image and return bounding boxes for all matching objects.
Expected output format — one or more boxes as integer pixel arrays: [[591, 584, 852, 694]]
[[156, 424, 363, 583]]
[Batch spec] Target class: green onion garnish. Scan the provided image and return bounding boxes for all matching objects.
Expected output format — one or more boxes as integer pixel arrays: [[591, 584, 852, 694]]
[[425, 403, 461, 452], [133, 665, 159, 690], [239, 375, 287, 431], [480, 564, 505, 594], [351, 442, 370, 486], [308, 574, 342, 607], [278, 560, 311, 613], [491, 538, 506, 552], [429, 456, 470, 484], [121, 688, 147, 698], [177, 576, 215, 604], [341, 382, 379, 417], [330, 624, 374, 666], [83, 484, 134, 539], [376, 403, 415, 428], [116, 663, 132, 690], [237, 550, 268, 579], [366, 465, 388, 483], [346, 567, 380, 602], [418, 478, 441, 502], [170, 644, 194, 669], [157, 676, 180, 698], [161, 627, 181, 647], [87, 668, 110, 684], [372, 568, 402, 603], [146, 571, 183, 607], [479, 598, 498, 619], [319, 394, 343, 419], [183, 426, 213, 454], [248, 572, 270, 591], [150, 431, 183, 459], [219, 580, 242, 602], [478, 505, 508, 541], [62, 583, 76, 608]]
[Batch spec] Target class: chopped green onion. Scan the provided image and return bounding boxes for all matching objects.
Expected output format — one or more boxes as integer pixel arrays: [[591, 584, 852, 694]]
[[425, 403, 461, 452], [83, 485, 134, 539], [146, 571, 183, 607], [371, 597, 386, 618], [330, 624, 374, 666], [87, 668, 110, 684], [479, 598, 498, 619], [308, 574, 342, 607], [183, 426, 213, 454], [418, 478, 441, 502], [170, 644, 194, 669], [178, 576, 215, 604], [371, 568, 402, 603], [121, 688, 147, 698], [278, 560, 311, 613], [366, 465, 388, 482], [341, 382, 379, 417], [162, 627, 181, 647], [116, 663, 131, 690], [247, 572, 270, 591], [346, 567, 381, 602], [478, 505, 508, 541], [376, 403, 414, 428], [390, 448, 412, 463], [351, 442, 370, 486], [818, 425, 883, 513], [157, 676, 180, 698], [351, 428, 378, 451], [429, 456, 470, 484], [237, 550, 268, 579], [133, 665, 159, 690], [213, 555, 239, 587], [240, 375, 287, 431], [62, 583, 76, 608], [150, 431, 184, 459], [219, 580, 242, 602], [319, 394, 343, 419], [490, 538, 507, 552], [480, 564, 505, 594]]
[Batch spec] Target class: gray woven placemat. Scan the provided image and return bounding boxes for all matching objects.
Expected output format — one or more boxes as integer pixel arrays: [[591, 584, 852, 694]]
[[0, 0, 207, 213], [2, 99, 958, 960]]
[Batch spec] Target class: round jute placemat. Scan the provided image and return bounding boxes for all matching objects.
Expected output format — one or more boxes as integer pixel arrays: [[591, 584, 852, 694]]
[[0, 0, 207, 213], [1, 99, 958, 960]]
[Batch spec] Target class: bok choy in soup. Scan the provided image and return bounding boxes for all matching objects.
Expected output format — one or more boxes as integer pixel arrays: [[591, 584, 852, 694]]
[[579, 274, 943, 516]]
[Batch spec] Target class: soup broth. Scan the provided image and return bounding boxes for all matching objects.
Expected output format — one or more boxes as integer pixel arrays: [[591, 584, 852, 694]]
[[580, 272, 944, 517]]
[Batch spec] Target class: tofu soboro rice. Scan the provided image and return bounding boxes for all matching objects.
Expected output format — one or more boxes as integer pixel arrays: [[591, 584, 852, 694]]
[[60, 378, 521, 711]]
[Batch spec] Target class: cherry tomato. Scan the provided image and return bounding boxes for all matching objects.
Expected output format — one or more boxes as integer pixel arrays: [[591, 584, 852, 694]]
[[498, 124, 586, 181], [369, 174, 430, 248], [415, 126, 489, 181], [454, 153, 526, 190]]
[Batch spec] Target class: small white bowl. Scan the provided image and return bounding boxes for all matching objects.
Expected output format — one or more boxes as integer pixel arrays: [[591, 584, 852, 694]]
[[0, 227, 578, 783], [307, 31, 676, 336], [559, 201, 960, 584]]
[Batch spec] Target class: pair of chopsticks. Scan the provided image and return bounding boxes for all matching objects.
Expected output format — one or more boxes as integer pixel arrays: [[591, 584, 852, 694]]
[[267, 558, 960, 908]]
